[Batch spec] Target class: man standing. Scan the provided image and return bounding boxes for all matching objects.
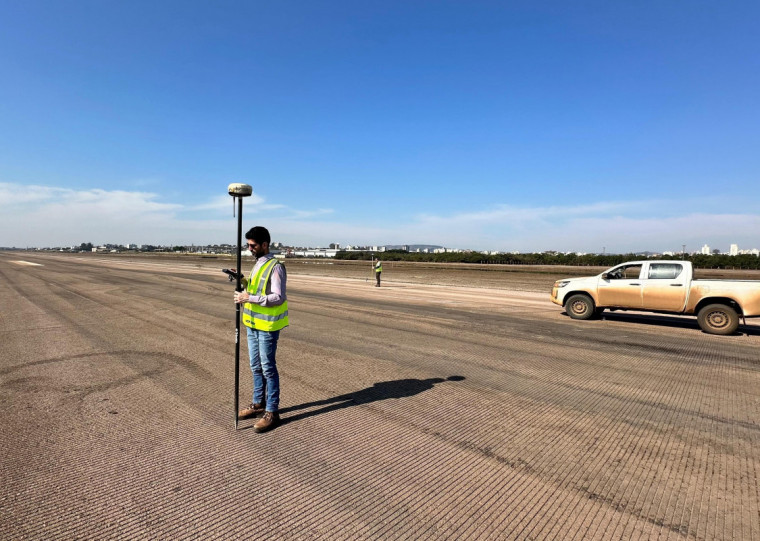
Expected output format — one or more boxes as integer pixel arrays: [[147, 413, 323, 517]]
[[234, 226, 288, 432], [374, 259, 382, 287]]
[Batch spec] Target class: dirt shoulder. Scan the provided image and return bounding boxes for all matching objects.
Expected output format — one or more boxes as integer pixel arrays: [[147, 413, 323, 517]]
[[10, 252, 759, 294]]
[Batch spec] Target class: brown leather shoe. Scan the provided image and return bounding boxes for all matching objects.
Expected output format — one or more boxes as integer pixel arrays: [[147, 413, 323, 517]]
[[253, 411, 280, 433], [238, 403, 264, 419]]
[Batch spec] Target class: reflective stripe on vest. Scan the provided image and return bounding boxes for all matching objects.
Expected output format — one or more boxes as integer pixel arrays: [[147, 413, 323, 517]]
[[242, 258, 289, 331]]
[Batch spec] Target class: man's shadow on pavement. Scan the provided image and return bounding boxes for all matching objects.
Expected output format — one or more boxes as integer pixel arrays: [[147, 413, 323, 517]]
[[279, 375, 466, 425]]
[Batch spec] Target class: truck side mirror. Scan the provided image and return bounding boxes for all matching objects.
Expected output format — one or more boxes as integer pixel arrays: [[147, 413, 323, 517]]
[[601, 273, 609, 280]]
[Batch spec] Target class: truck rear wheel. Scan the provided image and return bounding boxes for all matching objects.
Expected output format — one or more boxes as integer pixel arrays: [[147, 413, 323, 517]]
[[697, 303, 740, 335], [566, 294, 596, 320]]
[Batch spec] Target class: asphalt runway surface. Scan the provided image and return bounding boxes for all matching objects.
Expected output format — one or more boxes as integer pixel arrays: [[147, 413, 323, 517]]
[[2, 253, 759, 540]]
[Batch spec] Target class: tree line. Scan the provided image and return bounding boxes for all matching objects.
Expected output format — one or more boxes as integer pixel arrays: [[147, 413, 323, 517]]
[[335, 250, 760, 270]]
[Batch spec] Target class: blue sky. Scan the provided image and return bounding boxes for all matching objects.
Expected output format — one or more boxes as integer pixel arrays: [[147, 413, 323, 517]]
[[1, 1, 758, 252]]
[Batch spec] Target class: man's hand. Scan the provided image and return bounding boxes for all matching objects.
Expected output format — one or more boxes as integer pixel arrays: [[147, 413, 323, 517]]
[[234, 291, 250, 304]]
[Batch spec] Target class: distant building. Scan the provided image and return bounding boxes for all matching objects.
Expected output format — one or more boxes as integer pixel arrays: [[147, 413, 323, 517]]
[[292, 249, 339, 258], [730, 244, 739, 256], [701, 244, 711, 255], [737, 248, 760, 256]]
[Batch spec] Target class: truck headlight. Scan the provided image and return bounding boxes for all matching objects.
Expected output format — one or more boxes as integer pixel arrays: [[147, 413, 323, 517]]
[[554, 280, 570, 288]]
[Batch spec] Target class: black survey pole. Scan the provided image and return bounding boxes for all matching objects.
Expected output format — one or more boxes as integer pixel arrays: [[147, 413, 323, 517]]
[[228, 183, 253, 430], [234, 197, 242, 430]]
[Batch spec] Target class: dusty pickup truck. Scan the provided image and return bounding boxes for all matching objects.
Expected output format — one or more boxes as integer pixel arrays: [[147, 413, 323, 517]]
[[551, 260, 760, 335]]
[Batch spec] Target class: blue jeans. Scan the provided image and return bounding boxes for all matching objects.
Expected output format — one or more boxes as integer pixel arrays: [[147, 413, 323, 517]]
[[246, 327, 280, 412]]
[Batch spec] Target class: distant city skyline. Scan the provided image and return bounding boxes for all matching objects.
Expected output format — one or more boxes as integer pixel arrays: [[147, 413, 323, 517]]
[[4, 238, 758, 258]]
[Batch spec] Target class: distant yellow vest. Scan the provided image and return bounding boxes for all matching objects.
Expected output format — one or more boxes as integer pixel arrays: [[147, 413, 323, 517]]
[[375, 263, 382, 273], [242, 258, 289, 331]]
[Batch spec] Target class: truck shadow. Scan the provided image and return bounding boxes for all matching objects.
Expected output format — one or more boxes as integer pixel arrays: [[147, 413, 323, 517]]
[[277, 375, 466, 426], [596, 312, 760, 337]]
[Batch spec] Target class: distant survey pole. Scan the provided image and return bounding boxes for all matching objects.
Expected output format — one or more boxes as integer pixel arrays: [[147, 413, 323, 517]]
[[228, 183, 253, 430]]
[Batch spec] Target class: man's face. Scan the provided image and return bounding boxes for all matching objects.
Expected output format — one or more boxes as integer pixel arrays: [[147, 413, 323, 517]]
[[246, 239, 267, 258]]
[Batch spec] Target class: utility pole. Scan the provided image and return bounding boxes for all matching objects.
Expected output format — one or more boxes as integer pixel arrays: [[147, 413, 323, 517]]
[[682, 244, 686, 260]]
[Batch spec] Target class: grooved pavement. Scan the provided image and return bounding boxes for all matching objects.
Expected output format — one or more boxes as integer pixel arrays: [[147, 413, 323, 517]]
[[1, 253, 759, 540]]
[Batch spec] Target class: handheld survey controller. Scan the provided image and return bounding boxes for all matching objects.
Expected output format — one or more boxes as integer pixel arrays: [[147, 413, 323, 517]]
[[222, 268, 243, 282]]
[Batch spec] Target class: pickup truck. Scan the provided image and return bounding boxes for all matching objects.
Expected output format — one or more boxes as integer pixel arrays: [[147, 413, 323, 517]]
[[551, 260, 760, 335]]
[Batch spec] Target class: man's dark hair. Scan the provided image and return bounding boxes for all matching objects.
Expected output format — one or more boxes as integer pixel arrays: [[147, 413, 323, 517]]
[[245, 226, 271, 245]]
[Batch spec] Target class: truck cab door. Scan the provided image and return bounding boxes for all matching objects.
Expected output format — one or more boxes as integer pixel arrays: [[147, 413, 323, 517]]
[[641, 262, 688, 311], [597, 263, 644, 308]]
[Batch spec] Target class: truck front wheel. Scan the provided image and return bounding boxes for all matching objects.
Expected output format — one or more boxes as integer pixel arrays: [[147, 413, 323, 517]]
[[697, 303, 740, 335], [566, 294, 596, 320]]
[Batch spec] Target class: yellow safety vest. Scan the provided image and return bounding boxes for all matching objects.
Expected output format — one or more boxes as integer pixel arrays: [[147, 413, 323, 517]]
[[375, 263, 382, 273], [242, 258, 289, 331]]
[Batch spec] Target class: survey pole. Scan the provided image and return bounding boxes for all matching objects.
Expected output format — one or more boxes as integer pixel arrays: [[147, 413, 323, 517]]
[[228, 183, 253, 430]]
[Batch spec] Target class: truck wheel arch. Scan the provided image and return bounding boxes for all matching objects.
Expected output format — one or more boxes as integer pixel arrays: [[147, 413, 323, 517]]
[[694, 297, 743, 317], [563, 289, 599, 307]]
